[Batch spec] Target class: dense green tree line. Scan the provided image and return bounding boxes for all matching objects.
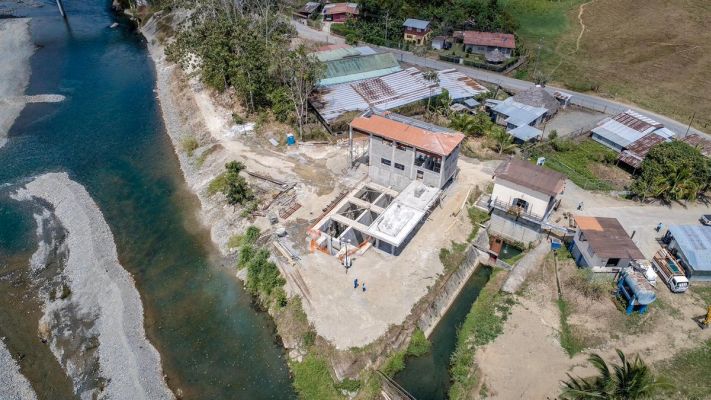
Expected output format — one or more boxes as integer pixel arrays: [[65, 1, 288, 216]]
[[333, 0, 517, 46], [631, 141, 711, 202]]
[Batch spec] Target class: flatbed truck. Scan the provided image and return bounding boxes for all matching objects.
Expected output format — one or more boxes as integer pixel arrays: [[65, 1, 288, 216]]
[[651, 248, 689, 293]]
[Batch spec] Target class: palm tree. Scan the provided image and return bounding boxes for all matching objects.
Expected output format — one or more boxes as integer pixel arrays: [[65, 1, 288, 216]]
[[561, 350, 667, 400], [488, 126, 515, 154], [422, 70, 440, 119]]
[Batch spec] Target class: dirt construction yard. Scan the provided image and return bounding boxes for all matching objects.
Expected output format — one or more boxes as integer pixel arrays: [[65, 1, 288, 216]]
[[476, 252, 711, 399], [280, 158, 500, 349]]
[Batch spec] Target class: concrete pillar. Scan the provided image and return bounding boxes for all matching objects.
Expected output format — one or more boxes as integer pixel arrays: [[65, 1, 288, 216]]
[[349, 125, 353, 167]]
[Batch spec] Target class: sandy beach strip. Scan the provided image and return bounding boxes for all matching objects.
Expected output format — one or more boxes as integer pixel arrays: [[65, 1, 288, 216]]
[[0, 18, 34, 148], [12, 173, 174, 400], [0, 339, 38, 400]]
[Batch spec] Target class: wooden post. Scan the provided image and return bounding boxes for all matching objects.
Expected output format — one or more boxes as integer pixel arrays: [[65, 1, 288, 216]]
[[56, 0, 67, 18]]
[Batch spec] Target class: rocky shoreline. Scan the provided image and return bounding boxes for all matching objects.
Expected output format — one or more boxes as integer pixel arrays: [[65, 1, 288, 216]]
[[0, 18, 33, 149], [0, 338, 38, 400], [11, 173, 175, 400]]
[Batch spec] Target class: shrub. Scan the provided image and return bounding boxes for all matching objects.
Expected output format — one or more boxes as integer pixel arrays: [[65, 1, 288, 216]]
[[406, 328, 431, 357], [566, 268, 611, 301], [334, 378, 360, 393], [302, 329, 316, 348], [381, 351, 406, 377], [232, 113, 244, 124], [552, 138, 574, 152], [439, 242, 468, 272], [207, 172, 228, 196], [181, 136, 199, 156], [290, 355, 341, 400]]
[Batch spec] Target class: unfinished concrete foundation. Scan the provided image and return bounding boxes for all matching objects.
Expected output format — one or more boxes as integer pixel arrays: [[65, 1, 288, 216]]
[[311, 180, 441, 257]]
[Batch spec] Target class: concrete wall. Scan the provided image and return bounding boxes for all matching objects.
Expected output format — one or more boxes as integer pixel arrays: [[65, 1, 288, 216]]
[[369, 134, 416, 191], [491, 178, 552, 217], [368, 134, 449, 190], [417, 246, 485, 337], [571, 229, 631, 268], [488, 211, 541, 245], [440, 145, 460, 187]]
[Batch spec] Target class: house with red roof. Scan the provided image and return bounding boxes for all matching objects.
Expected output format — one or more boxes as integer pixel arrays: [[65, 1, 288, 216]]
[[463, 31, 516, 58], [322, 2, 359, 23]]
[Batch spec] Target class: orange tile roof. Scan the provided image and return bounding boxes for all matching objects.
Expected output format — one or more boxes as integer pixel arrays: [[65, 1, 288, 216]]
[[351, 114, 465, 156]]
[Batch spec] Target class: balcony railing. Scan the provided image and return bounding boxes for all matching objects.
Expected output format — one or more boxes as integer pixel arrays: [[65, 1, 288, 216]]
[[490, 198, 545, 223]]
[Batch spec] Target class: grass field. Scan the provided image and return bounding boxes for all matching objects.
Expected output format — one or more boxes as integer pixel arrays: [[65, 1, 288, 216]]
[[503, 0, 711, 133], [655, 340, 711, 399], [533, 138, 630, 191]]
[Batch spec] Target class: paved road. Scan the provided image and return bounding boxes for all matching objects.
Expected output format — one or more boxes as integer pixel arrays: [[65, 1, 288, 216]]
[[294, 22, 707, 138]]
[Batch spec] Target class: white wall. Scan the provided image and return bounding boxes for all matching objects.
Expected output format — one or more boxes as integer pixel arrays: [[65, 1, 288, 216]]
[[491, 178, 552, 217]]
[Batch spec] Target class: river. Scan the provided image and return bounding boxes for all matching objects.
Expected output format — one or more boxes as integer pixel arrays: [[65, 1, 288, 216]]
[[0, 1, 295, 399]]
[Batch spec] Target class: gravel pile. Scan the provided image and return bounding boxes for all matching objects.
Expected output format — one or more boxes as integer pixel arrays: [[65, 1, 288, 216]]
[[12, 173, 175, 400], [0, 339, 38, 400]]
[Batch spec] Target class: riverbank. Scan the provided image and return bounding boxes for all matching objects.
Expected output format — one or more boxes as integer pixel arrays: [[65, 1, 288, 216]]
[[11, 173, 174, 400], [0, 18, 33, 149]]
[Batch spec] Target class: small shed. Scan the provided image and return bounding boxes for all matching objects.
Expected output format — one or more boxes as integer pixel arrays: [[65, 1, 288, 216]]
[[509, 125, 542, 142], [431, 36, 450, 50], [570, 216, 644, 269]]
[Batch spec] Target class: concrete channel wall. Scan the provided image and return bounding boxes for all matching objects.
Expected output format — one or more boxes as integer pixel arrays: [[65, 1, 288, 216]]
[[417, 245, 488, 337]]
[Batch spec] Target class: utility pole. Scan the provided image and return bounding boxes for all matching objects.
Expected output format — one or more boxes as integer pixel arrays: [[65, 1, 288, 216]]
[[56, 0, 66, 18], [532, 37, 543, 77], [385, 12, 389, 45], [685, 112, 696, 136]]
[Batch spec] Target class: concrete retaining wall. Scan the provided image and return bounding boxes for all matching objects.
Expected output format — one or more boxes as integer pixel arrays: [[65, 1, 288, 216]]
[[417, 245, 488, 337]]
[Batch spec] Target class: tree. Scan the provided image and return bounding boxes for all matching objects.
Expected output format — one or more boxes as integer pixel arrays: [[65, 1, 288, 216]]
[[630, 141, 710, 202], [277, 45, 324, 140], [487, 126, 515, 154], [222, 161, 254, 207], [561, 350, 667, 400], [451, 112, 494, 137], [422, 69, 440, 120]]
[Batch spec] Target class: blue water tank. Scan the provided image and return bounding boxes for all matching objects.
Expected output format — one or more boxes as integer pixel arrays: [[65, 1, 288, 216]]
[[621, 269, 657, 305], [286, 133, 296, 146]]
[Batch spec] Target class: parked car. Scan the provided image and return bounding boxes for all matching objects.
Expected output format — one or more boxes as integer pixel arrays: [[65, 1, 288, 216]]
[[701, 215, 711, 226]]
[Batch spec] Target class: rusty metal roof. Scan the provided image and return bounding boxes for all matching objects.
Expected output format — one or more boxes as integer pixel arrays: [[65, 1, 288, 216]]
[[574, 216, 645, 260], [682, 134, 711, 157], [494, 159, 565, 197], [617, 133, 667, 169], [310, 67, 487, 122], [462, 31, 515, 49]]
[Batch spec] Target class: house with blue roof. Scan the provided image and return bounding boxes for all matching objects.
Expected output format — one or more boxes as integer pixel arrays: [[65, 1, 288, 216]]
[[664, 225, 711, 281], [403, 19, 431, 46]]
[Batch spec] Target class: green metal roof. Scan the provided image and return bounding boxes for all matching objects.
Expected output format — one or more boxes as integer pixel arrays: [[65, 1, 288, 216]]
[[319, 53, 401, 86], [315, 47, 363, 62]]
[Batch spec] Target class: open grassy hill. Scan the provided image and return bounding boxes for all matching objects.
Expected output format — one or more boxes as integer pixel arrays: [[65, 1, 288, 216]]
[[504, 0, 711, 132]]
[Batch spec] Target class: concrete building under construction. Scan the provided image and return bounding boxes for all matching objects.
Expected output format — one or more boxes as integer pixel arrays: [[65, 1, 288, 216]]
[[310, 111, 465, 256]]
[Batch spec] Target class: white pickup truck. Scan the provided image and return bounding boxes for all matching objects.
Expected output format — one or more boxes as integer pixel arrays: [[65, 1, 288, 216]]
[[651, 249, 689, 293]]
